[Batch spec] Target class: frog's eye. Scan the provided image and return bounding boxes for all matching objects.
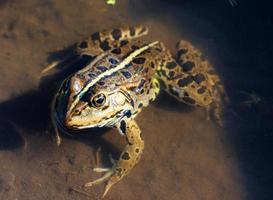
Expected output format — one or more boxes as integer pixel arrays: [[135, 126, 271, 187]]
[[91, 93, 106, 107]]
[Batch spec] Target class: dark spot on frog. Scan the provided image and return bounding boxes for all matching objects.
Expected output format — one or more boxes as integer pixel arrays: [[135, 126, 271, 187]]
[[100, 40, 111, 51], [120, 120, 126, 134], [135, 148, 140, 153], [97, 66, 107, 72], [121, 152, 130, 160], [166, 61, 177, 69], [130, 100, 134, 108], [111, 29, 122, 40], [80, 90, 92, 103], [150, 62, 155, 68], [161, 69, 167, 77], [91, 32, 100, 41], [138, 79, 146, 89], [111, 48, 121, 54], [120, 40, 128, 47], [181, 61, 195, 72], [116, 168, 123, 177], [109, 58, 119, 65], [129, 27, 135, 36], [131, 45, 139, 50], [98, 81, 105, 86], [79, 41, 88, 49], [124, 110, 132, 118], [182, 97, 196, 105], [132, 57, 146, 64], [138, 103, 143, 108], [140, 89, 145, 94], [177, 48, 188, 58], [121, 71, 132, 79], [194, 73, 206, 84], [177, 76, 193, 87], [197, 86, 206, 94], [168, 71, 175, 78], [88, 72, 96, 78]]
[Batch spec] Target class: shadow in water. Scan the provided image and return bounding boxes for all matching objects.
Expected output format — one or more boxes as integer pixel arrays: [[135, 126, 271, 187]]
[[0, 54, 118, 156]]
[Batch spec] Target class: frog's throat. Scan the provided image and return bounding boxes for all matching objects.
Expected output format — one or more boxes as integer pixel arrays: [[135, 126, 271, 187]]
[[67, 41, 159, 115]]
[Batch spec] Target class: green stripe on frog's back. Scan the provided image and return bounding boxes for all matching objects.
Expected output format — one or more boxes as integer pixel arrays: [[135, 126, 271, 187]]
[[68, 41, 159, 114]]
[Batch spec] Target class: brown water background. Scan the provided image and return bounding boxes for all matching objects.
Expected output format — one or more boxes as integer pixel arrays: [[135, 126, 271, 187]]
[[0, 0, 273, 199]]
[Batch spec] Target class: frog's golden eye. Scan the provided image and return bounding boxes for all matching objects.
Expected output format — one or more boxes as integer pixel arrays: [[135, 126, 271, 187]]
[[91, 93, 106, 107]]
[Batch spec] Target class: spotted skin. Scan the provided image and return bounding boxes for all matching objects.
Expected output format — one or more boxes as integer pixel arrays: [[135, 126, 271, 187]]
[[46, 26, 228, 197], [76, 26, 149, 57]]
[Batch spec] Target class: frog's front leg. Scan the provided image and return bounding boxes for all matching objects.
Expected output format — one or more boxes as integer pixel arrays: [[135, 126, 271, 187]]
[[85, 119, 144, 198]]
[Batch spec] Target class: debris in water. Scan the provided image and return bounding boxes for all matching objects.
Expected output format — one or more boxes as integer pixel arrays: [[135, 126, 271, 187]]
[[106, 0, 116, 5]]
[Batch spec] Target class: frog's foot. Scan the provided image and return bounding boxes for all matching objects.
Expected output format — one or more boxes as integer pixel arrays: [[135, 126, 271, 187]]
[[85, 119, 144, 198], [84, 150, 116, 197], [206, 82, 229, 126], [206, 101, 223, 126], [84, 167, 115, 198]]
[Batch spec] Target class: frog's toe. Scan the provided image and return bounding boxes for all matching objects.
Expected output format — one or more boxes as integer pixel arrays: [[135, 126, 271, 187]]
[[84, 167, 117, 198], [206, 84, 229, 127], [206, 103, 223, 127], [84, 170, 113, 187], [102, 179, 116, 198], [93, 167, 112, 173]]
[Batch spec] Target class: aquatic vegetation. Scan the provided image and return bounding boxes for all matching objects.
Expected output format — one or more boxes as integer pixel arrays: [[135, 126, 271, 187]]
[[239, 91, 262, 108], [106, 0, 116, 5]]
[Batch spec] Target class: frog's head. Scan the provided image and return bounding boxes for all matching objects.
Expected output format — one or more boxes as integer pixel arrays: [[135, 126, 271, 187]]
[[57, 76, 134, 130]]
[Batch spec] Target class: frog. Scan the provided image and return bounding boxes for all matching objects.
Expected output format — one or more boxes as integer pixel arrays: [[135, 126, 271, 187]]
[[43, 26, 227, 198]]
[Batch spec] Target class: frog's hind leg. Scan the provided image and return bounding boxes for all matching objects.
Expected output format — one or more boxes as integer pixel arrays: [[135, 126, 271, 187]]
[[42, 26, 149, 74], [85, 119, 144, 198], [157, 40, 228, 125]]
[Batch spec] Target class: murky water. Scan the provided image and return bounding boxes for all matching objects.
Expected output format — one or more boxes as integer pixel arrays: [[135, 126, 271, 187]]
[[0, 0, 272, 199]]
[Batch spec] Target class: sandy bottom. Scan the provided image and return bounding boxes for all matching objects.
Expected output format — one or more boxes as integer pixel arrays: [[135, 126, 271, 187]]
[[1, 0, 272, 199]]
